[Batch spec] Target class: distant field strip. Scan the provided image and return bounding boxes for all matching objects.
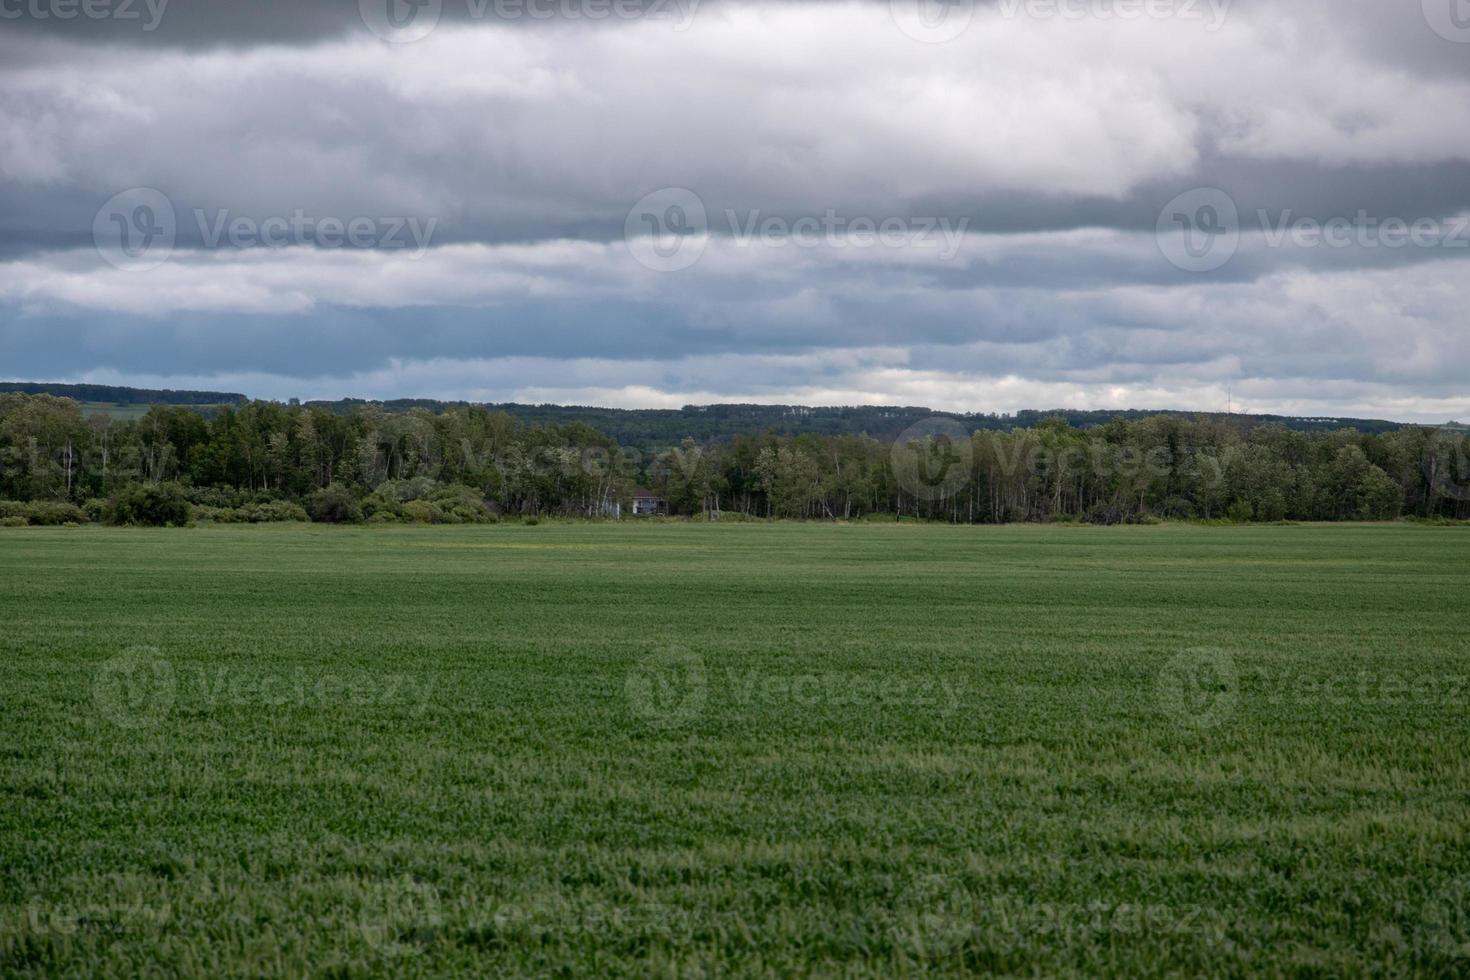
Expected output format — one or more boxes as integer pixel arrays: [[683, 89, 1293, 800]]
[[1, 523, 1468, 976]]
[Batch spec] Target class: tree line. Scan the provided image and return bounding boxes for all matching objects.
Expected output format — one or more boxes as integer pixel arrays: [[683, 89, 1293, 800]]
[[0, 392, 1465, 525]]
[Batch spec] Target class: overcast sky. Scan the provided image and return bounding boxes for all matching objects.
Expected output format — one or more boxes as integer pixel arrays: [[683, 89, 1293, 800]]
[[1, 0, 1467, 420]]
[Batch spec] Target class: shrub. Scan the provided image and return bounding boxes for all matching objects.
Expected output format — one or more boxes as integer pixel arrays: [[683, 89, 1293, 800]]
[[1226, 500, 1254, 524], [431, 484, 493, 523], [0, 516, 27, 528], [106, 483, 192, 527], [240, 500, 309, 523], [366, 482, 491, 524], [82, 498, 107, 523], [37, 502, 87, 525], [0, 500, 89, 525], [0, 502, 84, 525], [360, 491, 404, 522], [305, 484, 363, 524], [195, 500, 309, 524], [401, 500, 444, 524], [185, 487, 251, 509]]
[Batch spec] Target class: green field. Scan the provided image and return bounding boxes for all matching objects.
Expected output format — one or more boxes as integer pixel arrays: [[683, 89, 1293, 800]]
[[76, 401, 233, 421], [1, 523, 1468, 976]]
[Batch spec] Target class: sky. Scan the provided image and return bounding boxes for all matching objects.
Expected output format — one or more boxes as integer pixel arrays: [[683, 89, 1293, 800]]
[[1, 0, 1468, 421]]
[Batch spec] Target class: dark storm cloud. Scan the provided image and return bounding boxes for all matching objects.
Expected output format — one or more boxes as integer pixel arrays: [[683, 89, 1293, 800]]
[[0, 0, 726, 46]]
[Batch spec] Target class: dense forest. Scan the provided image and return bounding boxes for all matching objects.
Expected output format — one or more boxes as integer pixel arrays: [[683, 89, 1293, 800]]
[[0, 382, 249, 407], [0, 383, 1408, 440], [304, 401, 1411, 443], [0, 392, 1465, 526]]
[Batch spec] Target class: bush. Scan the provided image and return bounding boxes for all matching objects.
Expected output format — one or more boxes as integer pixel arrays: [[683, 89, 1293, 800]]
[[431, 484, 493, 523], [305, 484, 363, 524], [82, 498, 107, 522], [1226, 500, 1254, 523], [360, 492, 403, 522], [35, 501, 87, 525], [241, 500, 309, 523], [363, 481, 492, 524], [0, 516, 27, 528], [185, 487, 252, 509], [0, 500, 89, 526], [194, 500, 309, 524], [401, 499, 444, 524], [105, 483, 192, 527]]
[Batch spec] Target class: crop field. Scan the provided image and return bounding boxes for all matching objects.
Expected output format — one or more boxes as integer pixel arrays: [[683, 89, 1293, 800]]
[[74, 401, 236, 422], [1, 522, 1468, 976]]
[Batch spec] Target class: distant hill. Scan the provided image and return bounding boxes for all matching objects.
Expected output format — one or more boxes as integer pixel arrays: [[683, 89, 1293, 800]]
[[307, 399, 1412, 442], [2, 381, 1413, 440], [0, 382, 248, 406]]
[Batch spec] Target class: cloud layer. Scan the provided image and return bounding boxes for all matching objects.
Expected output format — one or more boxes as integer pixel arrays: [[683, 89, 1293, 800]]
[[1, 1, 1467, 420]]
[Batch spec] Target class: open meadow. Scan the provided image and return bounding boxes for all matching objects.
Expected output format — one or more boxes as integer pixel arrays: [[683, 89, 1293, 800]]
[[1, 522, 1468, 976]]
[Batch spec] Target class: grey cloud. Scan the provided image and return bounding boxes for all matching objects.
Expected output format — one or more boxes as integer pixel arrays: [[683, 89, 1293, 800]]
[[2, 0, 1467, 420], [0, 0, 754, 46]]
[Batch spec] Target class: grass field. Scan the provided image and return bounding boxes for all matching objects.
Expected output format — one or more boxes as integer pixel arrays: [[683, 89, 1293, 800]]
[[1, 522, 1468, 976], [76, 402, 234, 421]]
